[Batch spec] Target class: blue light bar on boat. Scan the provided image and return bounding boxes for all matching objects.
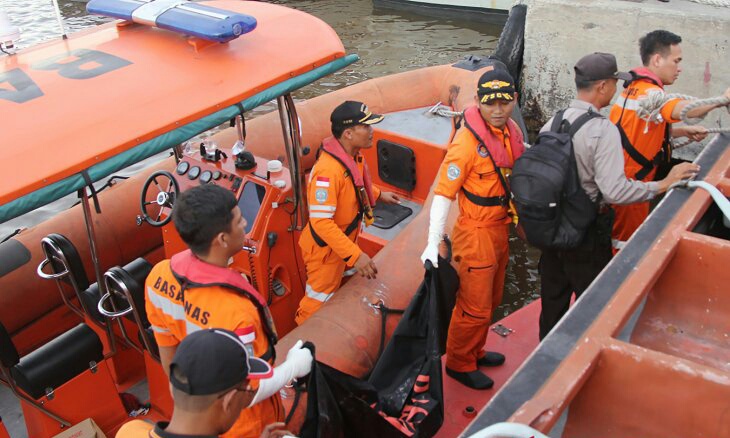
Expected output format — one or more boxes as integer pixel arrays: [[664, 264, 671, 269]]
[[86, 0, 257, 43]]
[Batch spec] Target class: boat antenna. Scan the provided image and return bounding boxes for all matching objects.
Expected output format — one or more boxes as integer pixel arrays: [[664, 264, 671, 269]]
[[51, 0, 67, 40]]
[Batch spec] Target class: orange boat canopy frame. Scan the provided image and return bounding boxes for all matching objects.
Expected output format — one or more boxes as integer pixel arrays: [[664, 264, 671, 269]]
[[0, 0, 357, 222]]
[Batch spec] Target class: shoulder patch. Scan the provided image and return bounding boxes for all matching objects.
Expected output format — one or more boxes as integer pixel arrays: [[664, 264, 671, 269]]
[[447, 164, 461, 181], [315, 189, 328, 203]]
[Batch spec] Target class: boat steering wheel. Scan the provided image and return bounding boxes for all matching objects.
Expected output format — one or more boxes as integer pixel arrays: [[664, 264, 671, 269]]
[[139, 170, 180, 227]]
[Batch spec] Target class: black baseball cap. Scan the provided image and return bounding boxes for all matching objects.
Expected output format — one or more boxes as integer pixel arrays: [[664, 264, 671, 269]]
[[477, 68, 516, 103], [574, 52, 632, 82], [330, 101, 384, 129], [169, 328, 272, 396]]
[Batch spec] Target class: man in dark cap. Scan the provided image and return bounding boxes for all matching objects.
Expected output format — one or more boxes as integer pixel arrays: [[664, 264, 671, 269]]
[[536, 52, 699, 339], [421, 66, 525, 389], [295, 101, 401, 325], [116, 328, 295, 437]]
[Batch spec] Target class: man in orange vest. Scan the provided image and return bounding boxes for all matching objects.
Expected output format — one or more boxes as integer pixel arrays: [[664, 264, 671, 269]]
[[295, 101, 401, 325], [116, 328, 294, 438], [145, 185, 312, 438], [421, 68, 524, 389], [610, 30, 730, 250]]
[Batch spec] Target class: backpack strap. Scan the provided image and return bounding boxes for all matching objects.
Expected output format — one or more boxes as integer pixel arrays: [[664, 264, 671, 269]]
[[550, 109, 567, 133], [567, 110, 602, 137]]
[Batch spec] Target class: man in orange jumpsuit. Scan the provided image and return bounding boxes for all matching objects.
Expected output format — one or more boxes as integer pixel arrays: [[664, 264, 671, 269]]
[[116, 328, 294, 438], [610, 30, 730, 250], [295, 101, 400, 325], [145, 185, 313, 438], [421, 68, 524, 389]]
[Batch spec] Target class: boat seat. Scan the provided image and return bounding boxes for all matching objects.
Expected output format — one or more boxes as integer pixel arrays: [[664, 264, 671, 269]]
[[40, 233, 91, 291], [82, 258, 153, 325], [100, 260, 159, 358], [0, 322, 103, 400]]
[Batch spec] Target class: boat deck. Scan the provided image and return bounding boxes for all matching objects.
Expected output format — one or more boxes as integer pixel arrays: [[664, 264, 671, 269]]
[[0, 302, 541, 438], [437, 301, 540, 438]]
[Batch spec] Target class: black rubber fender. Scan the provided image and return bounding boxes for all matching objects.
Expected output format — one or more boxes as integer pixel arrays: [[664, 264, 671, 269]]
[[494, 4, 527, 89]]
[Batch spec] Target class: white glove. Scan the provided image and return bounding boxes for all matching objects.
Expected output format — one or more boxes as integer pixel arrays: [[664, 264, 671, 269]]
[[420, 195, 452, 268], [285, 339, 313, 379], [248, 340, 313, 407]]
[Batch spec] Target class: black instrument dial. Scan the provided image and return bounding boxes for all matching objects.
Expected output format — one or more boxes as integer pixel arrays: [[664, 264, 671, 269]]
[[200, 170, 212, 184], [176, 161, 190, 175], [212, 171, 222, 180], [188, 166, 201, 180]]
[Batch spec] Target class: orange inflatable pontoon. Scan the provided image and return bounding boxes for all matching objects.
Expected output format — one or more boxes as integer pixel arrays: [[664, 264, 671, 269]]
[[0, 2, 536, 437]]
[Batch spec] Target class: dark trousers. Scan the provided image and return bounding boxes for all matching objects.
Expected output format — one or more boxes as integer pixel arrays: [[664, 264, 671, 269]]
[[538, 210, 614, 340]]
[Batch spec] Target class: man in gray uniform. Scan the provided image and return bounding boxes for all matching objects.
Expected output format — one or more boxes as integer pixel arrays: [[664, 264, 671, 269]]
[[537, 52, 699, 340]]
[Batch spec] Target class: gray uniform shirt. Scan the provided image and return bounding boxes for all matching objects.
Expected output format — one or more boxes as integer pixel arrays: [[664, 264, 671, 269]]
[[540, 99, 658, 204]]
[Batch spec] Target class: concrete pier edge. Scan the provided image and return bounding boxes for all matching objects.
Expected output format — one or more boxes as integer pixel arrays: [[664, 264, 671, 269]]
[[518, 0, 729, 158]]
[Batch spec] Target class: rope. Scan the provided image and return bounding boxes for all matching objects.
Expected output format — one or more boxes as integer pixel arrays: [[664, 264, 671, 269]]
[[636, 90, 730, 147], [427, 102, 463, 118], [686, 0, 730, 6]]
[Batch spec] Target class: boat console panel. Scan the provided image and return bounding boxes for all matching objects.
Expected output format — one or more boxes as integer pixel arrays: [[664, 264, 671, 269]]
[[161, 150, 301, 336], [174, 158, 243, 194]]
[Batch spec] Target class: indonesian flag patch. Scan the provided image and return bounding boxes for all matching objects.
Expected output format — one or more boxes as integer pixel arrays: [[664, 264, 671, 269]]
[[235, 326, 256, 345], [315, 176, 330, 187]]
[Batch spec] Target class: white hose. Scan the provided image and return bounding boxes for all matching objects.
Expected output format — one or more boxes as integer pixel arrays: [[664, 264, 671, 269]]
[[465, 422, 550, 438], [672, 180, 730, 228]]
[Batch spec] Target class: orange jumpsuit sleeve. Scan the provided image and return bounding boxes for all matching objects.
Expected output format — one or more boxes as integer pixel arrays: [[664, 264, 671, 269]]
[[372, 183, 381, 202], [433, 133, 474, 200], [308, 165, 362, 266], [660, 97, 682, 124]]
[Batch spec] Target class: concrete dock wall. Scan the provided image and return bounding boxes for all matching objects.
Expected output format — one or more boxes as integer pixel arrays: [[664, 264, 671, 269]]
[[518, 0, 729, 157]]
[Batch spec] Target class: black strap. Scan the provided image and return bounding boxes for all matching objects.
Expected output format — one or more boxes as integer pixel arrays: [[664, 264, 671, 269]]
[[617, 124, 655, 180], [462, 117, 513, 201], [460, 187, 508, 207], [170, 271, 278, 362], [308, 147, 366, 249], [372, 301, 406, 359], [79, 170, 102, 214], [550, 109, 567, 133], [566, 110, 602, 137], [308, 210, 362, 249], [615, 83, 671, 181], [284, 383, 304, 425]]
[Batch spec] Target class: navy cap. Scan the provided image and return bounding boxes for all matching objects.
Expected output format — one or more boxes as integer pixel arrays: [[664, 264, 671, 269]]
[[330, 101, 384, 129], [169, 328, 272, 396]]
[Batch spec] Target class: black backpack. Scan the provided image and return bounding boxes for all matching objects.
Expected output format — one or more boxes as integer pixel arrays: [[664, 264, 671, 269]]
[[510, 109, 601, 250]]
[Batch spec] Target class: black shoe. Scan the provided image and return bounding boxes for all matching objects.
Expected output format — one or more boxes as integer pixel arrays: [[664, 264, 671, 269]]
[[477, 351, 505, 367], [445, 367, 494, 390]]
